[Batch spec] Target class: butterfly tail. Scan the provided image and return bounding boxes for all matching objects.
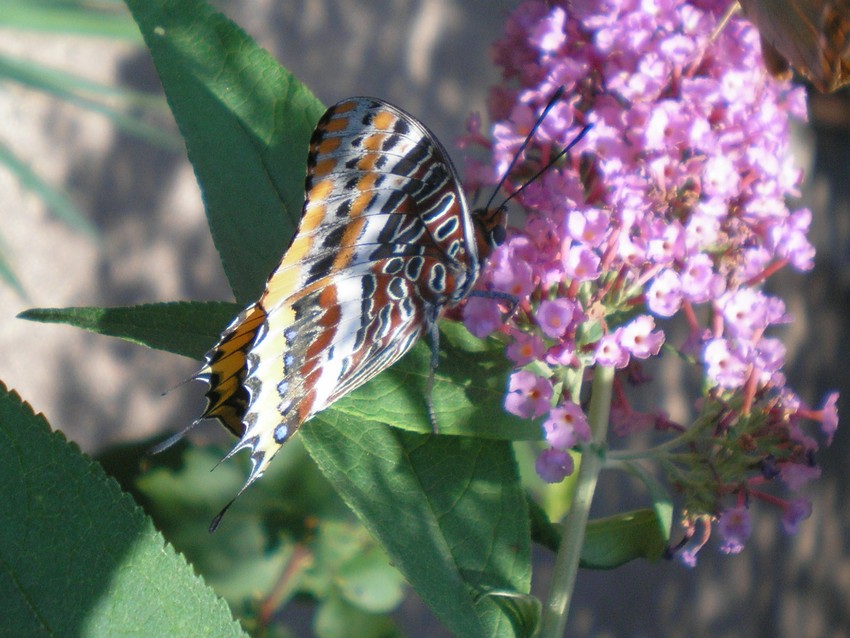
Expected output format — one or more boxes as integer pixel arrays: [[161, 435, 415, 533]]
[[197, 302, 268, 438]]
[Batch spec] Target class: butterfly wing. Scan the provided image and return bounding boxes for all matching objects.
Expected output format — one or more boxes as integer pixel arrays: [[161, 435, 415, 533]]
[[199, 97, 483, 489]]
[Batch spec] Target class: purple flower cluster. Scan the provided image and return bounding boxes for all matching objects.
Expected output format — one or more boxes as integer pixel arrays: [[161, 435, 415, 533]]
[[461, 0, 838, 562]]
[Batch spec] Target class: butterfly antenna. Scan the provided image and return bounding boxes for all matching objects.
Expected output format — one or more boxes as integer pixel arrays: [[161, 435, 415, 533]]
[[482, 86, 566, 214], [499, 122, 592, 210]]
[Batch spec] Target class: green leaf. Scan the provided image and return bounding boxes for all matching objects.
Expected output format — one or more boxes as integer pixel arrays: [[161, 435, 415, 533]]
[[335, 321, 536, 440], [301, 412, 531, 638], [124, 0, 326, 303], [527, 493, 563, 553], [18, 301, 240, 359], [622, 460, 674, 545], [314, 592, 402, 638], [528, 497, 670, 568], [21, 302, 534, 441], [0, 137, 97, 238], [0, 53, 180, 151], [336, 547, 406, 614], [0, 236, 26, 298], [130, 441, 321, 607], [0, 0, 142, 40], [0, 381, 246, 637], [476, 589, 542, 638], [580, 509, 670, 568], [104, 436, 407, 628]]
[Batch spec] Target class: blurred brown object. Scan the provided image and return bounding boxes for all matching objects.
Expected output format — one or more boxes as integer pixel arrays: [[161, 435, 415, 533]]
[[737, 0, 850, 92]]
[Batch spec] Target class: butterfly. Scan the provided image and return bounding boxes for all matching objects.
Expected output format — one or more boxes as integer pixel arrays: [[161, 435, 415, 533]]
[[736, 0, 849, 93], [170, 90, 588, 528]]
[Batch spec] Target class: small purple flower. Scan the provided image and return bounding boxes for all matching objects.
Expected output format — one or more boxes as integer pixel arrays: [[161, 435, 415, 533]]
[[702, 155, 740, 199], [781, 498, 812, 535], [530, 5, 567, 53], [678, 548, 699, 568], [619, 315, 664, 359], [594, 331, 629, 368], [753, 337, 786, 385], [563, 243, 601, 282], [543, 401, 592, 449], [703, 338, 750, 390], [537, 298, 577, 339], [647, 222, 686, 266], [719, 289, 771, 341], [676, 517, 711, 569], [505, 370, 553, 419], [566, 208, 609, 246], [768, 209, 816, 271], [684, 211, 721, 252], [717, 506, 751, 554], [681, 254, 725, 303], [780, 463, 821, 491], [545, 339, 577, 366], [535, 447, 574, 483], [463, 297, 503, 339], [818, 391, 839, 445], [491, 248, 535, 297], [506, 331, 546, 366], [646, 269, 683, 317]]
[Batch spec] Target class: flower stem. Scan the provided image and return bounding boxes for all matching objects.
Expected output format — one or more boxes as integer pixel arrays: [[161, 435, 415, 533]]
[[540, 365, 614, 638]]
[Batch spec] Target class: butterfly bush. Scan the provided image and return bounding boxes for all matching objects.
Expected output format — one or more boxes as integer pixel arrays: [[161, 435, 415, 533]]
[[460, 0, 838, 564]]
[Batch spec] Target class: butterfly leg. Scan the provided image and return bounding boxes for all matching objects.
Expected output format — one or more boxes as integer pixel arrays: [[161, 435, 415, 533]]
[[425, 310, 441, 434], [469, 289, 520, 319]]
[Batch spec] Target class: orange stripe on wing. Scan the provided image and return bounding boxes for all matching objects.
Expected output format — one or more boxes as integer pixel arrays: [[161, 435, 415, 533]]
[[334, 100, 358, 114], [362, 133, 386, 152], [372, 110, 396, 131], [324, 114, 352, 133], [311, 157, 338, 179], [314, 136, 341, 156], [296, 178, 335, 235], [349, 173, 379, 216], [357, 153, 381, 171]]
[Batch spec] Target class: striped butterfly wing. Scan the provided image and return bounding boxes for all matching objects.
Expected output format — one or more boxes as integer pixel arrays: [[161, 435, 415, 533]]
[[199, 97, 485, 491]]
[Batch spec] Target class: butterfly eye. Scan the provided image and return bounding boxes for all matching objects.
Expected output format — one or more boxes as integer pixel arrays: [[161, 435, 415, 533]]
[[489, 223, 506, 247]]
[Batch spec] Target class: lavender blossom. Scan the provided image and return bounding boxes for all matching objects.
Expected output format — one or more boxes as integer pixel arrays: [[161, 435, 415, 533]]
[[462, 0, 837, 562]]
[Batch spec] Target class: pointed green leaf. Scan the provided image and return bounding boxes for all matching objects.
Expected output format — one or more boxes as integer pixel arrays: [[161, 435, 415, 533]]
[[0, 381, 245, 637], [528, 496, 670, 568], [334, 321, 536, 440], [580, 509, 670, 568], [18, 302, 240, 359], [301, 412, 531, 638], [476, 589, 542, 638], [21, 302, 534, 440], [124, 0, 325, 303]]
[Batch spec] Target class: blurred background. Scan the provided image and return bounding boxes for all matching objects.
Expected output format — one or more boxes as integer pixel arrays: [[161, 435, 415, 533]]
[[0, 0, 847, 636]]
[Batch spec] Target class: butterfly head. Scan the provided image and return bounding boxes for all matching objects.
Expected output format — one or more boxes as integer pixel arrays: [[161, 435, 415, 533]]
[[472, 203, 507, 259]]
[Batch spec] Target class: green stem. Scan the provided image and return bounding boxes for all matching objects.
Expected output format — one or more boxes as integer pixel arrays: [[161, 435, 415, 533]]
[[539, 365, 614, 638], [606, 435, 686, 461]]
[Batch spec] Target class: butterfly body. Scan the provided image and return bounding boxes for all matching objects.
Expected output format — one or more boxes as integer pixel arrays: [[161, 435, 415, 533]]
[[199, 97, 505, 492]]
